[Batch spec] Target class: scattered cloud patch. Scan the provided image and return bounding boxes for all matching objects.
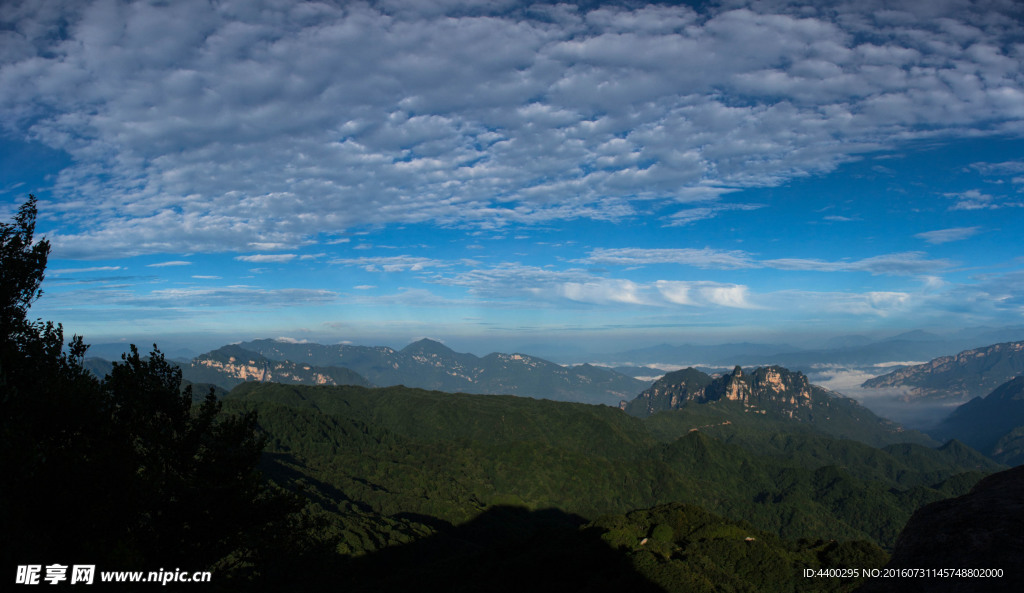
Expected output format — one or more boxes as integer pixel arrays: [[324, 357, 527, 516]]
[[970, 160, 1024, 183], [583, 247, 758, 269], [331, 255, 448, 272], [144, 286, 337, 307], [3, 0, 1024, 255], [765, 252, 952, 276], [946, 189, 1024, 211], [586, 248, 950, 276], [665, 202, 765, 227]]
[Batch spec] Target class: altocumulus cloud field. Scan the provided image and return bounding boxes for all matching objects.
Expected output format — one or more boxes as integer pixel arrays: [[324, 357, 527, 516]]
[[1, 0, 1023, 353]]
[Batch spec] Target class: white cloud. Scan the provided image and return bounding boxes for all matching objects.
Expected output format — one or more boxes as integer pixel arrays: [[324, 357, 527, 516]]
[[558, 279, 648, 305], [274, 336, 311, 344], [234, 254, 298, 263], [2, 0, 1023, 255], [656, 280, 761, 309], [146, 260, 191, 267], [914, 226, 981, 244]]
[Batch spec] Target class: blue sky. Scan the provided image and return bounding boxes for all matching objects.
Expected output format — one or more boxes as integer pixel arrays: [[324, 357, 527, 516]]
[[2, 0, 1024, 356]]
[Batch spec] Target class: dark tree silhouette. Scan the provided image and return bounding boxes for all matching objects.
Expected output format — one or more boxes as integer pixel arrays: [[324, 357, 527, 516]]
[[0, 196, 306, 586]]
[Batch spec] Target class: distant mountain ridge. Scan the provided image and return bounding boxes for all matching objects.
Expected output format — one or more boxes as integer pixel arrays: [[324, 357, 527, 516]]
[[210, 338, 650, 405], [862, 341, 1024, 402]]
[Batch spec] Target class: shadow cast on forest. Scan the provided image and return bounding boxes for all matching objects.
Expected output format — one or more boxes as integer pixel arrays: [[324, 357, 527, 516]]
[[328, 505, 667, 593]]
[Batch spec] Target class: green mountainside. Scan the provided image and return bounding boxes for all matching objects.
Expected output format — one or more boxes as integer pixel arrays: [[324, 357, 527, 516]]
[[625, 365, 935, 448], [929, 376, 1024, 465], [215, 381, 1004, 590], [862, 341, 1024, 402], [235, 337, 650, 405]]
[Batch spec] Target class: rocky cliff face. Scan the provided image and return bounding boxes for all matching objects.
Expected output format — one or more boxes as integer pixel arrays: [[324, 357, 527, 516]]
[[624, 367, 713, 415], [187, 345, 370, 389], [627, 365, 816, 419], [862, 341, 1024, 401]]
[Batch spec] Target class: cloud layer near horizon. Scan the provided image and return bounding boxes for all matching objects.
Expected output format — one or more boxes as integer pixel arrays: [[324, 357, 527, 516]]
[[3, 0, 1023, 257]]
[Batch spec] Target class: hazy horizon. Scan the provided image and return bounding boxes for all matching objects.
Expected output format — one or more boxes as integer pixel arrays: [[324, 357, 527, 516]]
[[3, 0, 1023, 355]]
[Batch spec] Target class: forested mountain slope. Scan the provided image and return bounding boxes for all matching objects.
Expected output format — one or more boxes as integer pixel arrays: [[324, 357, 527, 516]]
[[226, 382, 1000, 553]]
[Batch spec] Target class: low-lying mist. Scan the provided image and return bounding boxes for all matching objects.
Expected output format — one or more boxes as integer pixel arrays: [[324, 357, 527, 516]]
[[807, 365, 962, 432]]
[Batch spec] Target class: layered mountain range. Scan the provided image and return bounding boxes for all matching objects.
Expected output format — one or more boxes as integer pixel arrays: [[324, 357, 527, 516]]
[[862, 341, 1024, 402]]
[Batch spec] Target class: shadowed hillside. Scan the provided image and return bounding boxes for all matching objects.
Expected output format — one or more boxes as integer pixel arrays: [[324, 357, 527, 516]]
[[857, 465, 1024, 593]]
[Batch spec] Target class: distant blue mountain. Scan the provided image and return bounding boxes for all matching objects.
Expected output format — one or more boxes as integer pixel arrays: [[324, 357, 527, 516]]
[[223, 338, 651, 406]]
